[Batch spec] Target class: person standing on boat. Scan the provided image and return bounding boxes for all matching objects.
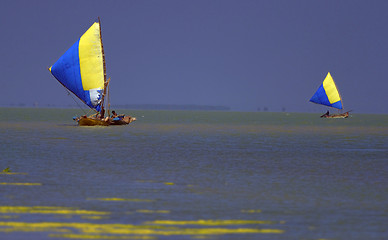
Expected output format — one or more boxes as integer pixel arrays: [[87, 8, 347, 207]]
[[100, 108, 105, 119]]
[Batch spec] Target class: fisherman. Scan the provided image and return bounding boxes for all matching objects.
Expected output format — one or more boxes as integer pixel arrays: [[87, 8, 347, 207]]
[[100, 108, 105, 119], [320, 110, 330, 118], [111, 110, 118, 118]]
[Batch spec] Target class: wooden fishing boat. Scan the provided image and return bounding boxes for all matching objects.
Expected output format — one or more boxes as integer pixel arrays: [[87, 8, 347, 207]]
[[48, 18, 135, 126], [320, 111, 350, 118], [310, 72, 350, 119], [75, 115, 135, 126]]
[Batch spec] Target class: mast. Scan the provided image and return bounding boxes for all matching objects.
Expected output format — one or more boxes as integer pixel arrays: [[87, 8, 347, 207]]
[[98, 17, 108, 117]]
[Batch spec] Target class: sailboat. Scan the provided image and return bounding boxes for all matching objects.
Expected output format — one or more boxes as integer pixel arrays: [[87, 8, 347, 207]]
[[48, 18, 136, 126], [309, 72, 350, 118]]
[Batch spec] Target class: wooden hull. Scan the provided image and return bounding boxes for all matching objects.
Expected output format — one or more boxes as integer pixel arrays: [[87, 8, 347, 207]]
[[109, 116, 136, 125], [78, 117, 110, 126], [321, 112, 349, 119], [77, 116, 136, 126]]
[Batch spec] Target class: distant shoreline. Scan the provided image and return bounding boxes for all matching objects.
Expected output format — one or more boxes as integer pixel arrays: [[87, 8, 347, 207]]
[[112, 104, 231, 111], [0, 103, 231, 111], [1, 104, 386, 115]]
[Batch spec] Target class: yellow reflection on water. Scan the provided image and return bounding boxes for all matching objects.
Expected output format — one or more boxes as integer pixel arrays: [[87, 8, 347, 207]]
[[82, 216, 110, 220], [135, 180, 175, 186], [0, 206, 109, 215], [135, 210, 170, 214], [241, 209, 262, 213], [0, 221, 72, 233], [145, 219, 275, 225], [0, 182, 41, 186], [49, 234, 155, 239], [0, 221, 283, 236], [0, 206, 284, 238], [0, 172, 28, 175]]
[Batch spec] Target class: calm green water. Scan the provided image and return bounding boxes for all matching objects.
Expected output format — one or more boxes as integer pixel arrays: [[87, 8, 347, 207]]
[[0, 108, 387, 240]]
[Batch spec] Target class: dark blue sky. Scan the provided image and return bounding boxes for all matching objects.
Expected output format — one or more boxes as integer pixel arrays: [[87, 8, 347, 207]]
[[1, 0, 387, 113]]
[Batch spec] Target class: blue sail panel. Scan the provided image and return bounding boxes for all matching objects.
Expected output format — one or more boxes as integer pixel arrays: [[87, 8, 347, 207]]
[[331, 100, 343, 109], [309, 84, 331, 106]]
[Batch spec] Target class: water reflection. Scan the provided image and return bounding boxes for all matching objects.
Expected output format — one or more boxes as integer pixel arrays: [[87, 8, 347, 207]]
[[0, 205, 284, 239]]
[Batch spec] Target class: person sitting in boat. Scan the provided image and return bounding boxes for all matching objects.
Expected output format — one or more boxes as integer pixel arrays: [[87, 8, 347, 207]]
[[320, 110, 330, 118], [111, 110, 125, 121]]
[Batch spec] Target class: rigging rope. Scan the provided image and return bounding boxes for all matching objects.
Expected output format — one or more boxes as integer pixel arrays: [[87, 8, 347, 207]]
[[65, 89, 91, 115]]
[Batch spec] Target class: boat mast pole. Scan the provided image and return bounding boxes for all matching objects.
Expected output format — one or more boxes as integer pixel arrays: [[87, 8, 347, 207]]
[[98, 17, 108, 118]]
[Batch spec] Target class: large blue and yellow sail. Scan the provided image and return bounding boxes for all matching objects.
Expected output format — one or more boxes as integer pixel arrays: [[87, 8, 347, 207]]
[[49, 21, 105, 111], [309, 72, 343, 109]]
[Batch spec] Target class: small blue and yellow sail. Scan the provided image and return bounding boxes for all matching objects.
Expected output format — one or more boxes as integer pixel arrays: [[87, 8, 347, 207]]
[[310, 72, 343, 109], [49, 21, 105, 111]]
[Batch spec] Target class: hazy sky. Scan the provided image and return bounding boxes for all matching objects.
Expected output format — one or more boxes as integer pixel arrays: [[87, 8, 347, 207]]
[[1, 0, 387, 113]]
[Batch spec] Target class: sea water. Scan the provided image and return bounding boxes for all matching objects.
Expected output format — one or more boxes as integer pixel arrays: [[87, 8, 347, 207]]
[[0, 108, 387, 240]]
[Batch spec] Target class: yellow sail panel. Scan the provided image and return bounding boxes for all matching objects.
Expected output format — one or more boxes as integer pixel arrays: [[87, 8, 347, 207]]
[[322, 72, 341, 104], [79, 22, 104, 91]]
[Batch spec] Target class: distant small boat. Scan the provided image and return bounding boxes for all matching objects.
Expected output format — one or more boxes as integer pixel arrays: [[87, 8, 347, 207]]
[[48, 18, 135, 126], [309, 72, 350, 118]]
